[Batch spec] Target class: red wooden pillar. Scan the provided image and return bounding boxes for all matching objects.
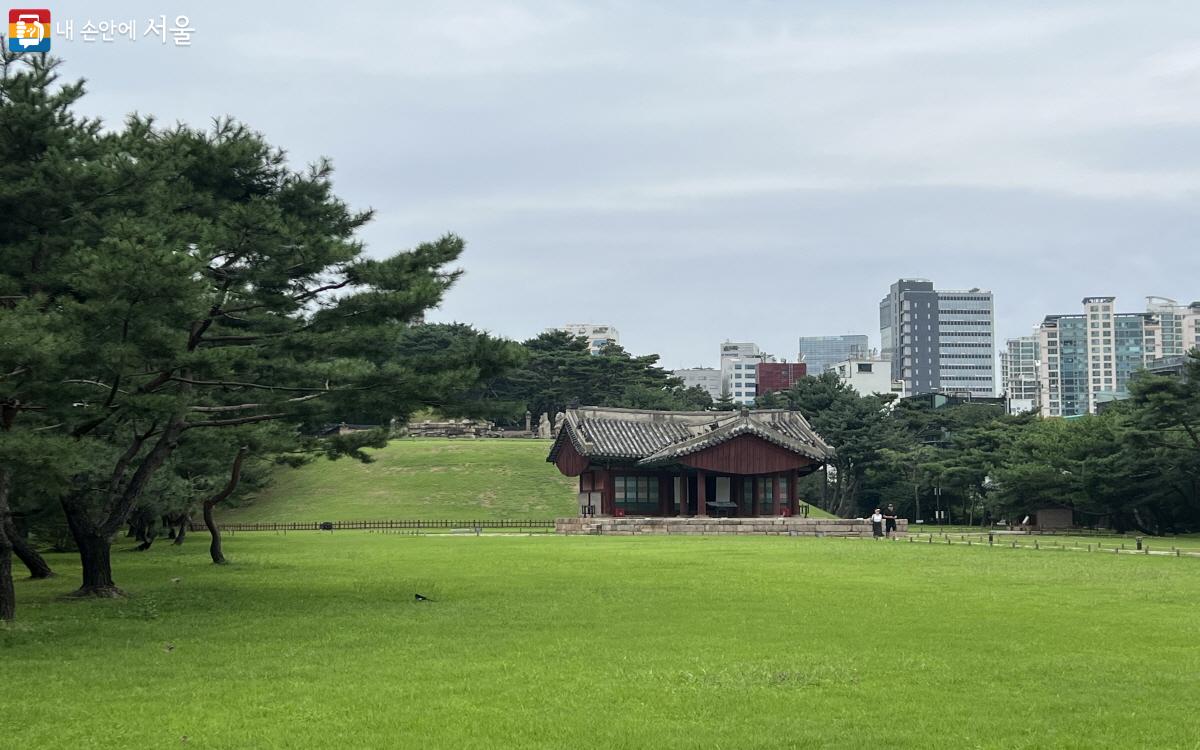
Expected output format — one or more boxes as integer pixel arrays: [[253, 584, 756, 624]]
[[788, 470, 799, 515], [598, 469, 614, 516], [733, 477, 743, 517], [696, 469, 708, 516], [753, 477, 761, 517], [658, 474, 671, 516], [771, 474, 781, 516], [678, 472, 688, 517]]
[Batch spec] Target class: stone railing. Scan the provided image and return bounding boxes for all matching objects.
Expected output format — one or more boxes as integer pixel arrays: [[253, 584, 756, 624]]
[[555, 517, 908, 537]]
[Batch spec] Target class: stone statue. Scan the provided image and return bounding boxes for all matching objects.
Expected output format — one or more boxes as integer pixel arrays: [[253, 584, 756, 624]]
[[537, 412, 552, 439]]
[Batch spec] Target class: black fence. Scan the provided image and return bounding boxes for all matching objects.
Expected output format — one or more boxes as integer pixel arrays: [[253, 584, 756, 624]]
[[187, 519, 556, 533]]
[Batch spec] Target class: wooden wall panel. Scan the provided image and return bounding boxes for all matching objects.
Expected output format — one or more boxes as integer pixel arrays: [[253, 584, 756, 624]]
[[680, 434, 819, 475], [552, 438, 590, 476]]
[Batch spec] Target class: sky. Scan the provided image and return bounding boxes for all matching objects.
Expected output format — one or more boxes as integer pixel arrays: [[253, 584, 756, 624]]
[[38, 1, 1200, 369]]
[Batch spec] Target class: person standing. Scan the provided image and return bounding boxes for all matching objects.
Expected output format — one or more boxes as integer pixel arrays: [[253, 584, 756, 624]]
[[870, 508, 884, 539], [884, 504, 899, 539]]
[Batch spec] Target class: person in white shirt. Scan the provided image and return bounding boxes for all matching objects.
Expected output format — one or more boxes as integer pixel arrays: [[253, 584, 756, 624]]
[[870, 509, 884, 539]]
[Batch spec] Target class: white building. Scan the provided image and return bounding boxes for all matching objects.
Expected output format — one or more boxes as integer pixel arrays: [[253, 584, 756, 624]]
[[1000, 336, 1040, 414], [719, 341, 771, 405], [672, 367, 723, 400], [1145, 297, 1200, 356], [831, 356, 906, 398], [552, 323, 619, 355]]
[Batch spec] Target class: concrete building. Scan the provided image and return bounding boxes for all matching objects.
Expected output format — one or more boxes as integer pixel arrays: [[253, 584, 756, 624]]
[[1145, 296, 1200, 357], [797, 335, 869, 374], [755, 362, 807, 398], [720, 341, 772, 405], [672, 367, 723, 400], [1000, 336, 1040, 414], [879, 279, 995, 398], [831, 356, 905, 397], [1037, 297, 1156, 417], [552, 323, 619, 355]]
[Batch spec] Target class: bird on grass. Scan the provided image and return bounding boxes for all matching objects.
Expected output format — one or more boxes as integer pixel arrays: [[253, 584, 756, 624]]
[[414, 594, 434, 602]]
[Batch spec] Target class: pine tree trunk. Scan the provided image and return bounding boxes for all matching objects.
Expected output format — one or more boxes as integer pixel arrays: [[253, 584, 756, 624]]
[[5, 517, 54, 578], [0, 470, 17, 620], [72, 532, 121, 596], [61, 500, 123, 597], [203, 502, 225, 564], [0, 531, 14, 622], [202, 447, 248, 565], [173, 516, 188, 546]]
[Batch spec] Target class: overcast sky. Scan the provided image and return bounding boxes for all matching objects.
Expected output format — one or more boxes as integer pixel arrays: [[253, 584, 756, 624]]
[[46, 1, 1200, 369]]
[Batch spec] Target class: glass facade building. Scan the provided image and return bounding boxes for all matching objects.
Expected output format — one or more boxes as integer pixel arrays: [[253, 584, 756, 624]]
[[797, 335, 869, 374]]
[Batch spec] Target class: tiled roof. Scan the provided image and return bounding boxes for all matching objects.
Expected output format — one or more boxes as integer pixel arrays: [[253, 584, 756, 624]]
[[547, 406, 832, 465]]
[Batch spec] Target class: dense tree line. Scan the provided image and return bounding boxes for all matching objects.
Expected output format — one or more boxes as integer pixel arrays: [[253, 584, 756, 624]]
[[483, 331, 711, 424], [769, 357, 1200, 534]]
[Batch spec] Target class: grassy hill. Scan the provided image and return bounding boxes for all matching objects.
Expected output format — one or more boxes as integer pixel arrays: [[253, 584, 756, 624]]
[[226, 438, 577, 522], [225, 437, 836, 522]]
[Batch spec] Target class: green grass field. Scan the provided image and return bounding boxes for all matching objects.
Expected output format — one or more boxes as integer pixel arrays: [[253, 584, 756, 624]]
[[5, 533, 1200, 748], [225, 438, 834, 522]]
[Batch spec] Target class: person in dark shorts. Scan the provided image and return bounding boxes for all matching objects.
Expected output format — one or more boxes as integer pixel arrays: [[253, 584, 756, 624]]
[[883, 503, 898, 538], [870, 508, 884, 538]]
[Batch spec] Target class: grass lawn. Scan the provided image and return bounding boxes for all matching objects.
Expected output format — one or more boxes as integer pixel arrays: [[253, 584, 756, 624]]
[[5, 534, 1200, 748], [224, 438, 835, 522]]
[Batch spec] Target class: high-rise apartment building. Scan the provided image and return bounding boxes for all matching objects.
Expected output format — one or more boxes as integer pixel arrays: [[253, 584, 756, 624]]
[[1145, 297, 1200, 357], [879, 279, 995, 397], [551, 323, 619, 355], [1037, 297, 1155, 417], [1037, 295, 1200, 417], [797, 335, 869, 374], [999, 336, 1040, 414]]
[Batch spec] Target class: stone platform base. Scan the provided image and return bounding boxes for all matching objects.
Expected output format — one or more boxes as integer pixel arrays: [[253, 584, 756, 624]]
[[555, 517, 908, 536]]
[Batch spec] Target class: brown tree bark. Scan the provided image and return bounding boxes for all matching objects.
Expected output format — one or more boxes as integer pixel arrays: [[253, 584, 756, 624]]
[[61, 495, 122, 598], [4, 516, 54, 578], [204, 447, 248, 565], [0, 529, 13, 622], [173, 515, 188, 546], [61, 417, 186, 596], [0, 470, 15, 621]]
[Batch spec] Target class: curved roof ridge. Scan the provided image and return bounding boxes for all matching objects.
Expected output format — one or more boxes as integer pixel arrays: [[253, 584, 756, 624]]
[[548, 406, 833, 465]]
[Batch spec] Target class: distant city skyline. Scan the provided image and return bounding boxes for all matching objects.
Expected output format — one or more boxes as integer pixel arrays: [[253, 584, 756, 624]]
[[50, 1, 1200, 370]]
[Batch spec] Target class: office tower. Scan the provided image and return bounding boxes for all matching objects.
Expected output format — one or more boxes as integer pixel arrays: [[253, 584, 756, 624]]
[[719, 341, 771, 405], [880, 279, 995, 397]]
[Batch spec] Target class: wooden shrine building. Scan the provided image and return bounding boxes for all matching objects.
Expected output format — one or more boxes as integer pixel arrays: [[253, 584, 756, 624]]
[[547, 406, 833, 517]]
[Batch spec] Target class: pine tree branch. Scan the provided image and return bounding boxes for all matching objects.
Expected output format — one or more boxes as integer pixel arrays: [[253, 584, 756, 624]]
[[182, 413, 288, 429]]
